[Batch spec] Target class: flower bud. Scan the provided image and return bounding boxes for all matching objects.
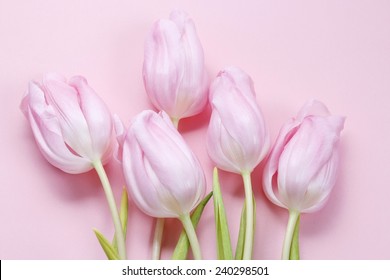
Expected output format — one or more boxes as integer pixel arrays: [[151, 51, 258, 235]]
[[21, 73, 114, 174], [143, 10, 208, 121], [121, 110, 206, 218], [263, 100, 345, 213], [207, 67, 269, 174]]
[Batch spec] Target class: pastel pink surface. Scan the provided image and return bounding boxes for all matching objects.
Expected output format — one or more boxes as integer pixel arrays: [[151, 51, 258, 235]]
[[1, 0, 389, 259]]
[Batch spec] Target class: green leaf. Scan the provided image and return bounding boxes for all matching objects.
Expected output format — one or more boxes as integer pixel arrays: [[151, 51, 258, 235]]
[[235, 200, 246, 260], [172, 191, 213, 260], [112, 187, 129, 250], [94, 228, 119, 260], [289, 214, 300, 260], [212, 167, 233, 260], [235, 194, 256, 260], [119, 187, 129, 237]]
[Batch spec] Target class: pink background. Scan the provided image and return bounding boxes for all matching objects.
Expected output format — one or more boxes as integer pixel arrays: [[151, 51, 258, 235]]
[[1, 0, 390, 260]]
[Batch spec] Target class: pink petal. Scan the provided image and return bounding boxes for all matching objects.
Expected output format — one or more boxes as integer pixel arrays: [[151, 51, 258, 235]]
[[173, 11, 208, 118], [209, 68, 269, 173], [69, 76, 113, 162], [113, 114, 125, 163], [42, 73, 94, 159], [132, 112, 200, 191], [123, 110, 205, 217], [122, 135, 173, 217], [296, 99, 330, 121], [207, 110, 244, 173], [277, 116, 344, 210], [263, 119, 301, 209], [301, 151, 339, 212], [143, 11, 207, 119], [143, 19, 182, 116], [24, 82, 92, 174]]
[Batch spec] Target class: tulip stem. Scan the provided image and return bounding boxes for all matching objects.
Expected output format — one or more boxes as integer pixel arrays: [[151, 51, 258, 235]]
[[241, 171, 254, 260], [152, 218, 165, 260], [93, 160, 127, 260], [282, 210, 300, 260], [179, 213, 202, 260], [289, 215, 300, 260]]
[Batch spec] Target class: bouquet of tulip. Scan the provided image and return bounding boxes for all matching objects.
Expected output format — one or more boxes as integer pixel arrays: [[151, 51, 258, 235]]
[[20, 10, 345, 260]]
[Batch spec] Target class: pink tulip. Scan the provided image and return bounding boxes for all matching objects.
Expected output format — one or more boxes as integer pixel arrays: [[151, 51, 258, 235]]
[[121, 110, 206, 218], [20, 73, 114, 174], [143, 10, 208, 122], [207, 67, 269, 174], [263, 100, 345, 213]]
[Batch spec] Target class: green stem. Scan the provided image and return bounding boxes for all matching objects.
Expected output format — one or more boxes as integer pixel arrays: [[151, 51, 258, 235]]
[[282, 210, 300, 260], [179, 213, 202, 260], [93, 160, 126, 260], [241, 171, 254, 260], [152, 218, 165, 260], [289, 215, 300, 260]]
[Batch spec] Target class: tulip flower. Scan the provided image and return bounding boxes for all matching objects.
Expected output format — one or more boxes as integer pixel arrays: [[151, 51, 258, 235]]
[[207, 67, 269, 260], [143, 10, 208, 127], [120, 110, 206, 259], [20, 74, 114, 173], [207, 67, 269, 174], [21, 74, 127, 259], [263, 99, 345, 260]]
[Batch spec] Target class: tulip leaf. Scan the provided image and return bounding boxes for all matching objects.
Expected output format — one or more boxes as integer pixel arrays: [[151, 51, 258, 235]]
[[235, 201, 246, 260], [289, 215, 300, 260], [94, 228, 119, 260], [212, 167, 233, 260], [112, 187, 129, 251], [120, 187, 129, 236], [172, 191, 213, 260], [235, 194, 256, 260]]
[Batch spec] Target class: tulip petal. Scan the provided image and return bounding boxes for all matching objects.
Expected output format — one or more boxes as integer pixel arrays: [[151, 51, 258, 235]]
[[113, 114, 125, 163], [143, 11, 207, 119], [207, 110, 242, 173], [301, 151, 339, 213], [296, 99, 330, 121], [263, 100, 345, 212], [210, 67, 256, 101], [277, 116, 344, 211], [69, 76, 113, 162], [209, 68, 269, 173], [123, 135, 171, 217], [132, 112, 204, 214], [122, 110, 205, 217], [42, 73, 94, 159], [170, 10, 208, 118], [213, 91, 268, 170], [263, 119, 301, 209], [143, 19, 182, 116], [23, 82, 92, 174]]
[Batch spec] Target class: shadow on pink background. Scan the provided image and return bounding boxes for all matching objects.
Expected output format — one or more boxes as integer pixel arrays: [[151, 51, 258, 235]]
[[1, 0, 389, 259]]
